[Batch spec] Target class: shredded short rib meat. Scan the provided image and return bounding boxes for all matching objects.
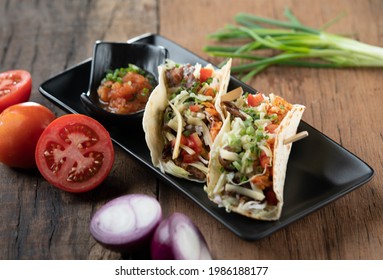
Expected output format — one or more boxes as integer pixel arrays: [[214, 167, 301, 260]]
[[186, 165, 206, 181], [222, 101, 247, 120]]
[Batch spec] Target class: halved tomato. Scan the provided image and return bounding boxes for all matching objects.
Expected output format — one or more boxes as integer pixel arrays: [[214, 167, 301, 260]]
[[0, 70, 32, 113], [35, 114, 115, 193]]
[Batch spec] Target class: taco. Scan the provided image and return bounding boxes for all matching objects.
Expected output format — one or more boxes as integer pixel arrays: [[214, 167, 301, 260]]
[[205, 89, 305, 220], [143, 59, 232, 182]]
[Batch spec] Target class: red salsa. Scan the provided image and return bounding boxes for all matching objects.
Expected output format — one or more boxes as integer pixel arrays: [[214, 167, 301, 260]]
[[97, 65, 155, 114]]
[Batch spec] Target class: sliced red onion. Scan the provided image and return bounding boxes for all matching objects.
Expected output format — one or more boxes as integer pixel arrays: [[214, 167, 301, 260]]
[[89, 194, 162, 252], [151, 212, 212, 260]]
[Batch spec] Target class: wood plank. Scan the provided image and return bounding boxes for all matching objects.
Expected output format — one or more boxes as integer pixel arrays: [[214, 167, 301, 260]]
[[0, 0, 382, 260]]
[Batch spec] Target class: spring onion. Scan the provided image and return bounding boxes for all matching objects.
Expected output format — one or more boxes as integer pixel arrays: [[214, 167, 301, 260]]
[[204, 8, 383, 81]]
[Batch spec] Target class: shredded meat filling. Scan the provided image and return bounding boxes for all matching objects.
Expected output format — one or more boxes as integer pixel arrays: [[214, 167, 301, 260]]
[[222, 101, 247, 120]]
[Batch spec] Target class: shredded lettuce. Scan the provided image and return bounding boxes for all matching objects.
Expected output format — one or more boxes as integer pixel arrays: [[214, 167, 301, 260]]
[[214, 93, 282, 203], [160, 161, 190, 179]]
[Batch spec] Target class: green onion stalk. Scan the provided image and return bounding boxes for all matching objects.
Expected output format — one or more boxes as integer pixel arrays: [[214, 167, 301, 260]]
[[204, 8, 383, 82]]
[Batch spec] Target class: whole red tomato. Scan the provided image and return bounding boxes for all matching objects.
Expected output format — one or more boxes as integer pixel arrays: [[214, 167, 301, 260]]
[[0, 70, 32, 113], [0, 102, 56, 168]]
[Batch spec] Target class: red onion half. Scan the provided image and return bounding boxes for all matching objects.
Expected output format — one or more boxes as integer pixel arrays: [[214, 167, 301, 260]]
[[151, 212, 212, 260], [89, 194, 162, 252]]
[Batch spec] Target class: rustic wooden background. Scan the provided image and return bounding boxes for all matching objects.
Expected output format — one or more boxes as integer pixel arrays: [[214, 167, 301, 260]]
[[0, 0, 382, 259]]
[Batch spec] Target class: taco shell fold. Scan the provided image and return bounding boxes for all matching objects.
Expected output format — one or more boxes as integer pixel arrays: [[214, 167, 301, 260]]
[[205, 93, 305, 221], [143, 59, 232, 182]]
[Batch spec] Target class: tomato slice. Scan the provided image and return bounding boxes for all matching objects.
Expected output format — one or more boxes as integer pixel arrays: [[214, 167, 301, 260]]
[[35, 114, 115, 193], [0, 70, 32, 113], [189, 104, 200, 112], [182, 152, 200, 163]]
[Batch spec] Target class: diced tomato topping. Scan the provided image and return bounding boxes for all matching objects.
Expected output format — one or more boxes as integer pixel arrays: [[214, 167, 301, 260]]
[[203, 87, 215, 97], [259, 151, 271, 169], [247, 93, 264, 107], [266, 123, 279, 133], [182, 152, 200, 163], [189, 104, 200, 112], [187, 132, 203, 154], [171, 134, 188, 148], [171, 132, 205, 163], [199, 68, 213, 83], [176, 132, 205, 163]]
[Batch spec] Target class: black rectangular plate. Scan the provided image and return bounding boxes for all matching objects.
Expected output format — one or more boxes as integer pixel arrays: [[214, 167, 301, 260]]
[[39, 33, 374, 241]]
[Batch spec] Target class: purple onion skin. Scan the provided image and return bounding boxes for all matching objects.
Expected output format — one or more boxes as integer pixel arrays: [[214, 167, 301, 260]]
[[150, 218, 175, 260], [151, 212, 212, 260]]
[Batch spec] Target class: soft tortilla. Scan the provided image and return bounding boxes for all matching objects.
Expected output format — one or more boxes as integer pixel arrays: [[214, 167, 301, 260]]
[[206, 101, 305, 221], [142, 59, 232, 181], [142, 66, 168, 167]]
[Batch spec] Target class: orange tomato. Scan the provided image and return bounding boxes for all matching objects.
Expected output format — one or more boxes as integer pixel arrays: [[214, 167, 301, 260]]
[[0, 102, 56, 168]]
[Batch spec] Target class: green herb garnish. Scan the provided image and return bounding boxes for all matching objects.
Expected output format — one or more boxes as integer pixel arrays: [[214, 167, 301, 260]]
[[103, 64, 155, 85]]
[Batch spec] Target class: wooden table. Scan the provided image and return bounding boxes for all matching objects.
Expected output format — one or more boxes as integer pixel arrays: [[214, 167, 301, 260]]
[[0, 0, 382, 260]]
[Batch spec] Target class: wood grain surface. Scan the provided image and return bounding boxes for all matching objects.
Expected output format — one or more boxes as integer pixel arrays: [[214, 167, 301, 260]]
[[0, 0, 382, 260]]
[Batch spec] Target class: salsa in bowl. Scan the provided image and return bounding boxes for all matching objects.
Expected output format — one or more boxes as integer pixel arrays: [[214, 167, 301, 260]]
[[81, 41, 168, 125], [97, 64, 156, 115]]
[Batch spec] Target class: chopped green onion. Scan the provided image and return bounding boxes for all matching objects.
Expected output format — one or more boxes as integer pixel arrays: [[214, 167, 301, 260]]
[[204, 8, 383, 81], [232, 161, 242, 171], [245, 125, 255, 135], [103, 64, 155, 85], [183, 130, 192, 137]]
